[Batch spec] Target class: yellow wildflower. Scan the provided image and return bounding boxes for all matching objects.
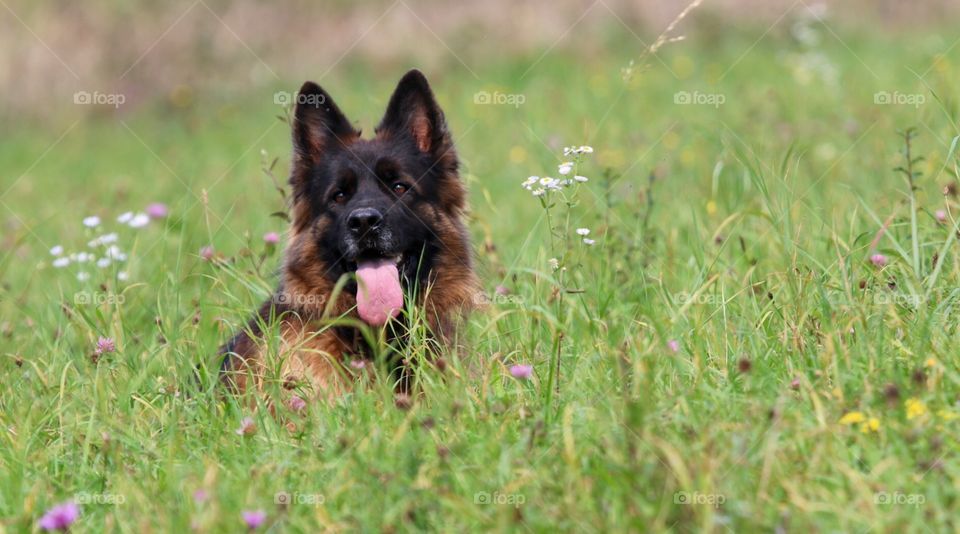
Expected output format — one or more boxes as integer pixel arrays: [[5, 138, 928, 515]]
[[925, 358, 937, 368], [860, 418, 880, 433], [839, 412, 865, 425], [905, 398, 928, 420]]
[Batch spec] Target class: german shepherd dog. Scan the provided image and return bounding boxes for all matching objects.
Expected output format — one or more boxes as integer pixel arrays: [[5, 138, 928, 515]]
[[219, 70, 477, 400]]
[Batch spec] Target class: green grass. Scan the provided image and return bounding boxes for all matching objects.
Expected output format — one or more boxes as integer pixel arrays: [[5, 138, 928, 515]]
[[2, 21, 960, 532]]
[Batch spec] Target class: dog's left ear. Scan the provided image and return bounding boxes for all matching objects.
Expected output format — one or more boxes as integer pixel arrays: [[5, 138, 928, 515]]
[[376, 70, 451, 156]]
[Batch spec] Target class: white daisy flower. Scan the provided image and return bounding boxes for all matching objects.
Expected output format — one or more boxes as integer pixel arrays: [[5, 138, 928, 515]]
[[117, 212, 134, 224], [128, 213, 150, 228], [75, 252, 91, 263], [52, 257, 70, 268], [96, 257, 111, 268], [576, 228, 590, 236], [105, 246, 127, 261], [83, 216, 101, 228], [88, 233, 119, 247], [583, 238, 596, 245], [50, 245, 64, 256], [117, 271, 129, 281], [531, 188, 546, 197], [548, 258, 560, 271], [77, 271, 90, 281], [522, 176, 539, 190], [579, 146, 594, 153], [558, 162, 573, 175], [574, 175, 588, 183]]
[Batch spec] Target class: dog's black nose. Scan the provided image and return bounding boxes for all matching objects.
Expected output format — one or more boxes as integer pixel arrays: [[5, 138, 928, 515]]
[[347, 208, 383, 235]]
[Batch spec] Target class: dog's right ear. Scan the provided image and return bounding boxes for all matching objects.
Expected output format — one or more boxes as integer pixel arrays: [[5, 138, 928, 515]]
[[291, 81, 358, 164]]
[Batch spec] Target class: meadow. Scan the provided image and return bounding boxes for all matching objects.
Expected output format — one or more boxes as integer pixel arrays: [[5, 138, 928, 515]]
[[2, 8, 960, 532]]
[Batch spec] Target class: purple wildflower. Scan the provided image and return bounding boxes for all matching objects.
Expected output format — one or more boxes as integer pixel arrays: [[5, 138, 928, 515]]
[[287, 395, 307, 413], [263, 232, 280, 244], [193, 489, 208, 504], [870, 254, 887, 267], [146, 203, 169, 219], [200, 246, 215, 261], [936, 210, 947, 223], [95, 337, 116, 355], [38, 502, 79, 531], [235, 417, 256, 436], [242, 510, 267, 530], [667, 340, 680, 353], [509, 364, 533, 380]]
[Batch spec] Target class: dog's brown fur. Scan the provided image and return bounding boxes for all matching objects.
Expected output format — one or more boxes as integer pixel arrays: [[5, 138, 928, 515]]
[[219, 70, 477, 400]]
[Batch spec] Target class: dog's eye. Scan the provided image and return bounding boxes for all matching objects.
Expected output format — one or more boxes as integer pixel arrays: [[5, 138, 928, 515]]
[[332, 191, 347, 204], [391, 182, 409, 195]]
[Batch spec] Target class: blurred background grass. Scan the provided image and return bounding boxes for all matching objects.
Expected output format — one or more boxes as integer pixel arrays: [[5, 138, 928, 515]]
[[3, 0, 959, 318]]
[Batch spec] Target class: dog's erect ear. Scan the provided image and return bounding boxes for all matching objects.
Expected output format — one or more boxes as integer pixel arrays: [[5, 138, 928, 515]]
[[376, 70, 451, 155], [292, 81, 358, 163]]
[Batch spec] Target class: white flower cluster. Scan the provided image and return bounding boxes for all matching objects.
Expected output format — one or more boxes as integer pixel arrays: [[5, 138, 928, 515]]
[[117, 211, 150, 228], [521, 146, 592, 198], [48, 214, 146, 281], [576, 227, 595, 246]]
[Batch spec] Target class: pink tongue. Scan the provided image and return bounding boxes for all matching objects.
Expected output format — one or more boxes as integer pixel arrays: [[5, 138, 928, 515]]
[[355, 258, 403, 325]]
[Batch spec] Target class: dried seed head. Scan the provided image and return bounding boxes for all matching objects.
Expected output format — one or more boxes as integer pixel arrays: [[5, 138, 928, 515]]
[[395, 394, 412, 411], [883, 383, 900, 403]]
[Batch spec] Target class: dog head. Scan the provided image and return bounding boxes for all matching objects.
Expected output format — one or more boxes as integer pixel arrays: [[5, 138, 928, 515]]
[[283, 70, 472, 326]]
